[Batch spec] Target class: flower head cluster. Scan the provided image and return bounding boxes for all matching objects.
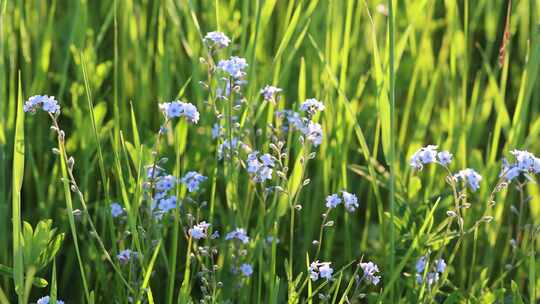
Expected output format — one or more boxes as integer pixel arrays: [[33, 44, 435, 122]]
[[278, 109, 323, 147], [240, 263, 253, 277], [410, 145, 453, 170], [217, 56, 248, 79], [225, 228, 250, 244], [360, 261, 381, 285], [246, 152, 275, 183], [324, 191, 359, 212], [303, 121, 323, 147], [260, 85, 282, 102], [325, 194, 341, 208], [454, 168, 482, 192], [501, 150, 540, 181], [308, 261, 333, 281], [218, 137, 250, 160], [203, 31, 231, 49], [145, 166, 179, 217], [117, 249, 139, 264], [342, 191, 359, 212], [300, 98, 325, 116], [415, 255, 446, 286], [110, 202, 124, 218], [189, 221, 211, 240], [180, 171, 207, 192], [159, 101, 200, 123], [37, 296, 65, 304], [24, 95, 60, 114]]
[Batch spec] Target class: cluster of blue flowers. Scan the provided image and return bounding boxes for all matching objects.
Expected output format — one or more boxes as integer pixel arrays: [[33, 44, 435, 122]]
[[308, 260, 334, 281], [246, 152, 275, 183], [159, 100, 200, 123], [415, 255, 447, 287], [360, 261, 381, 285], [203, 31, 231, 49], [410, 145, 484, 192], [117, 249, 139, 265], [410, 145, 453, 170], [180, 171, 208, 192], [501, 150, 540, 181], [225, 228, 250, 244], [325, 191, 359, 212], [36, 296, 65, 304], [189, 221, 211, 240], [23, 95, 61, 114]]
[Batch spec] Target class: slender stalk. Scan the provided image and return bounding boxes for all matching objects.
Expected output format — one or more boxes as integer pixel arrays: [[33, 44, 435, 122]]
[[387, 0, 396, 299]]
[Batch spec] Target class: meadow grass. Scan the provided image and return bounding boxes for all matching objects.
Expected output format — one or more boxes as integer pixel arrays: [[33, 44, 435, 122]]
[[1, 0, 540, 303]]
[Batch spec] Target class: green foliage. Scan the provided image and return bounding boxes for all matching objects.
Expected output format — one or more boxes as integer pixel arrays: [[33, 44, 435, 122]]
[[20, 220, 64, 273]]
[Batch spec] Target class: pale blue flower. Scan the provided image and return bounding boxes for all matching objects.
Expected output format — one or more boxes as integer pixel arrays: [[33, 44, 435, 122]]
[[260, 85, 282, 101], [240, 263, 253, 277], [117, 249, 138, 264], [303, 121, 323, 146], [325, 194, 341, 208], [416, 255, 427, 273], [156, 175, 177, 191], [110, 202, 124, 218], [309, 261, 333, 281], [342, 191, 359, 212], [437, 151, 453, 166], [212, 123, 223, 139], [410, 145, 438, 170], [157, 196, 177, 212], [225, 228, 249, 244], [189, 221, 211, 240], [360, 261, 381, 286], [159, 101, 200, 123], [37, 296, 65, 304], [300, 98, 325, 116], [217, 56, 248, 79], [434, 259, 446, 273], [180, 171, 207, 192], [24, 95, 60, 114], [454, 168, 482, 192], [246, 152, 274, 183], [204, 31, 231, 49]]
